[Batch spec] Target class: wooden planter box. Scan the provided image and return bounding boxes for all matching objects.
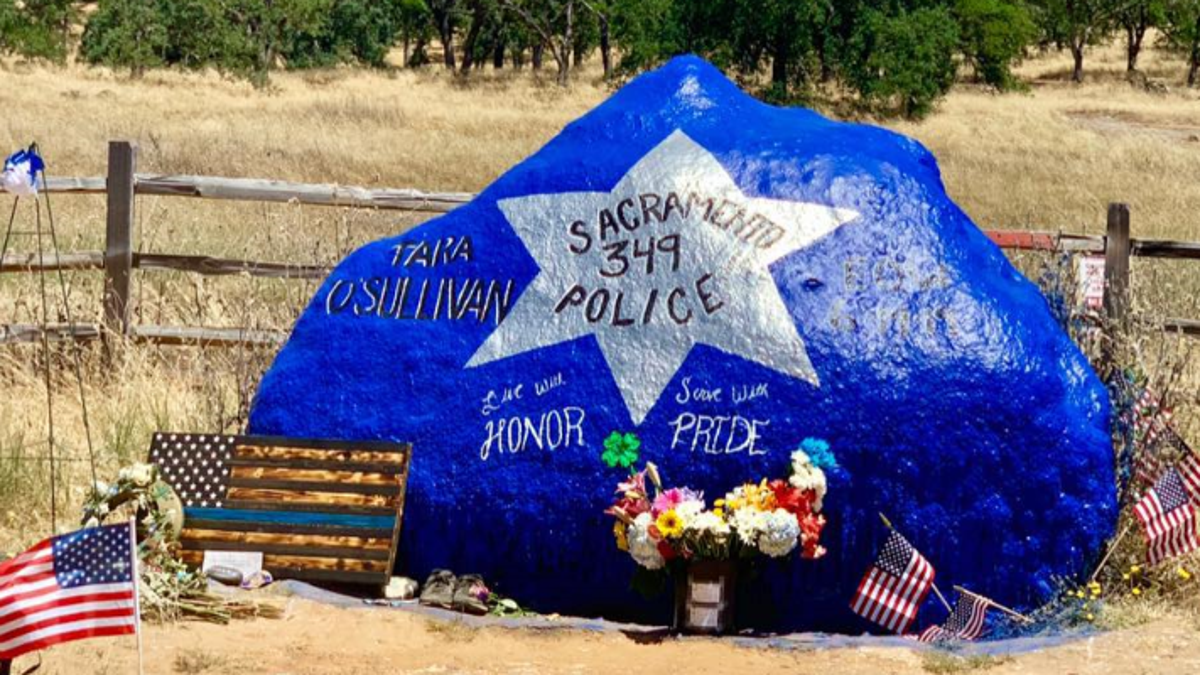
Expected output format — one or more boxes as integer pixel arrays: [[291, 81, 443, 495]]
[[673, 560, 737, 634]]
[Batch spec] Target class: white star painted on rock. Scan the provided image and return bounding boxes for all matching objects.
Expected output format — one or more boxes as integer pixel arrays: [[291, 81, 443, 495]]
[[467, 130, 859, 424]]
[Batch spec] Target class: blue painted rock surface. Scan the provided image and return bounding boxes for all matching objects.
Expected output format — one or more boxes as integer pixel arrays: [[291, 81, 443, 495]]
[[248, 55, 1115, 632]]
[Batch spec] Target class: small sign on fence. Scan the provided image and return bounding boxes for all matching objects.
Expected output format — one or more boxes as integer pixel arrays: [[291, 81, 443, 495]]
[[1076, 255, 1105, 310]]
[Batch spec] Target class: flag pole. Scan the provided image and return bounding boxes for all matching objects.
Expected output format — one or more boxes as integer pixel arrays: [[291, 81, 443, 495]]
[[879, 513, 953, 613], [127, 517, 144, 675], [953, 585, 1033, 624], [1088, 521, 1134, 584]]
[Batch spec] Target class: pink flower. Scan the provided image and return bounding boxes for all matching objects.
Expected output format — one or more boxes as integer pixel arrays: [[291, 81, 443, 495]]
[[652, 487, 703, 515], [616, 470, 647, 498]]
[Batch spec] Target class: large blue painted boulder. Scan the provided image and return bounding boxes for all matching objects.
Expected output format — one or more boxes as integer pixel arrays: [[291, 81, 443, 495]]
[[248, 56, 1115, 632]]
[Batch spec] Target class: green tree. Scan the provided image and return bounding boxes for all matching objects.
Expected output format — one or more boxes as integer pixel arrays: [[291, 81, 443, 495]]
[[81, 0, 168, 76], [397, 0, 432, 66], [1, 0, 76, 61], [285, 0, 411, 68], [1115, 0, 1165, 72], [1030, 0, 1117, 82], [954, 0, 1036, 89], [501, 0, 578, 85], [728, 0, 828, 99], [1162, 0, 1200, 85], [845, 5, 960, 118]]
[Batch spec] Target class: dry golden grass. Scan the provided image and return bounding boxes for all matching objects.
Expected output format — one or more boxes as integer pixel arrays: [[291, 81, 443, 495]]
[[1, 37, 1199, 567]]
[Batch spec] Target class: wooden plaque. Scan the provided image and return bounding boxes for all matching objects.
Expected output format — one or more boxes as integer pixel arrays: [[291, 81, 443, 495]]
[[148, 432, 411, 586]]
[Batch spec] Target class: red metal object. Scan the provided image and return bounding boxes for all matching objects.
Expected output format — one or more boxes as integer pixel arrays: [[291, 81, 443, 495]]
[[985, 230, 1060, 251]]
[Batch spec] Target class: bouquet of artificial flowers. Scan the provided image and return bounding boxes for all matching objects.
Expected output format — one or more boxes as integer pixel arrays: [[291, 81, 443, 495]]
[[603, 433, 834, 570]]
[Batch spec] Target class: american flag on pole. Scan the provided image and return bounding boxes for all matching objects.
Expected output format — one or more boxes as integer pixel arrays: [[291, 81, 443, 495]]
[[1134, 467, 1200, 566], [917, 591, 989, 642], [0, 523, 138, 659], [1132, 388, 1174, 485], [850, 530, 936, 634], [1178, 450, 1200, 504]]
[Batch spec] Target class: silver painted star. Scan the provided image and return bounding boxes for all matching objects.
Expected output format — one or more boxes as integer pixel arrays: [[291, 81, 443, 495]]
[[467, 130, 858, 424]]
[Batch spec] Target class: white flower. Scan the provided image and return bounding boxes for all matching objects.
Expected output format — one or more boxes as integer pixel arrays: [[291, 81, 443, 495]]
[[628, 513, 665, 570], [758, 509, 801, 558], [128, 463, 154, 487], [93, 480, 110, 496], [685, 511, 731, 539], [84, 517, 100, 529], [789, 450, 827, 512], [730, 507, 768, 546], [675, 499, 705, 521]]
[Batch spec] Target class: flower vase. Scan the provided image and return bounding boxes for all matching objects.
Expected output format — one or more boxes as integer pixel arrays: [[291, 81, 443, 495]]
[[673, 560, 737, 634]]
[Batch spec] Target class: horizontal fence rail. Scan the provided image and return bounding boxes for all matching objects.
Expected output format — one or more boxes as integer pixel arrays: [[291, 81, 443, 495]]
[[44, 174, 473, 213], [0, 141, 1198, 351]]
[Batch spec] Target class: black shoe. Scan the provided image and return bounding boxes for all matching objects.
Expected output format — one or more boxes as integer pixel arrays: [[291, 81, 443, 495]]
[[419, 569, 456, 609], [452, 574, 489, 615]]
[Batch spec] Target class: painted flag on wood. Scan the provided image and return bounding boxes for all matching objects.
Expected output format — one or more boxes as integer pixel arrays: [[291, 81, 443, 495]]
[[149, 433, 411, 586], [917, 591, 989, 643], [1134, 467, 1200, 566], [0, 524, 137, 659], [850, 531, 936, 634]]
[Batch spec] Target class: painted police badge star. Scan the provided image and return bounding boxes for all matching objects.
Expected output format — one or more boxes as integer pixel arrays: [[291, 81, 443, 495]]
[[467, 130, 859, 424]]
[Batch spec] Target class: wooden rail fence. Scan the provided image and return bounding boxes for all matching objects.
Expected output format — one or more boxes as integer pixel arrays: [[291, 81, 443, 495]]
[[0, 140, 1197, 350]]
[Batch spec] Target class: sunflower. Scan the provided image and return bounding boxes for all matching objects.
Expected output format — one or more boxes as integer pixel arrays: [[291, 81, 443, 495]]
[[613, 521, 629, 551], [656, 509, 685, 539]]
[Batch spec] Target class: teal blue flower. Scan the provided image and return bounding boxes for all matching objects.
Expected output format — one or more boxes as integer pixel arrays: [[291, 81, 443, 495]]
[[800, 437, 837, 469]]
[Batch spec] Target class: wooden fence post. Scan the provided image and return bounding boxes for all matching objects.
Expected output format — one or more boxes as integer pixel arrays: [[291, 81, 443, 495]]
[[103, 141, 137, 336], [1102, 202, 1131, 372]]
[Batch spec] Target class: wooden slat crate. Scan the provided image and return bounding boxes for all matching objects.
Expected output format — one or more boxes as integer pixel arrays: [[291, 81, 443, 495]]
[[148, 433, 411, 586]]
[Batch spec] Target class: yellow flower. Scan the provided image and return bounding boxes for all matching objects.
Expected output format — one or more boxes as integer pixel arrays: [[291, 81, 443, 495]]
[[1122, 573, 1131, 581], [1132, 587, 1142, 596], [1131, 565, 1141, 574], [613, 521, 629, 552], [656, 510, 685, 539], [1085, 613, 1095, 622], [1074, 590, 1085, 599], [713, 508, 724, 518], [1179, 567, 1192, 581]]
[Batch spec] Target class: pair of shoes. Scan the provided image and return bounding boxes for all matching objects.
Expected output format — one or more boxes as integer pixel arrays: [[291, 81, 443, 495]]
[[418, 570, 490, 615]]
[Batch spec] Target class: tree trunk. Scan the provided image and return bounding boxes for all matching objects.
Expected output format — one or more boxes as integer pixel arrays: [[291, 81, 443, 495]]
[[1126, 25, 1145, 73], [1190, 48, 1200, 88], [771, 35, 789, 94], [1071, 42, 1085, 83], [459, 1, 486, 73], [410, 35, 429, 67], [493, 38, 506, 68], [403, 34, 410, 66], [558, 0, 573, 86], [573, 42, 584, 67], [532, 43, 543, 70], [432, 5, 457, 70], [599, 13, 611, 78], [512, 46, 524, 69]]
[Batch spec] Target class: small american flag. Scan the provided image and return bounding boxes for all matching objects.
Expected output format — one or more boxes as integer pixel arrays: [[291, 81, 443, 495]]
[[1132, 388, 1174, 485], [850, 530, 936, 634], [917, 591, 989, 642], [1134, 467, 1200, 566], [0, 524, 138, 659], [1178, 450, 1200, 504]]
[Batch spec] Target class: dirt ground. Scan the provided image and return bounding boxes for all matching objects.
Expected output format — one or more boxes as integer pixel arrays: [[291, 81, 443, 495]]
[[8, 594, 1200, 675]]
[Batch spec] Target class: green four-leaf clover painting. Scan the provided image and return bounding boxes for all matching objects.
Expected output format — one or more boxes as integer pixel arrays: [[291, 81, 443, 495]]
[[602, 432, 641, 470]]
